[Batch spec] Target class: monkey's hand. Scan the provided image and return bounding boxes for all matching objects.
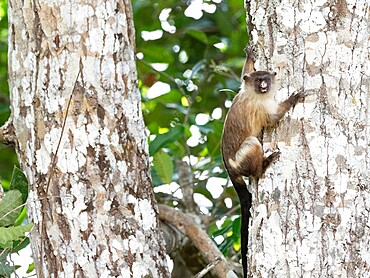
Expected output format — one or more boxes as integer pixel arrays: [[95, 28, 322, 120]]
[[287, 90, 307, 105], [244, 45, 256, 61]]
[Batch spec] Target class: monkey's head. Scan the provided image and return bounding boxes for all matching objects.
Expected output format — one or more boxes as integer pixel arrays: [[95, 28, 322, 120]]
[[243, 71, 277, 95]]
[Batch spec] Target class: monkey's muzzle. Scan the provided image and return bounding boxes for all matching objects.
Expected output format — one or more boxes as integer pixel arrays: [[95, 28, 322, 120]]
[[259, 80, 268, 93]]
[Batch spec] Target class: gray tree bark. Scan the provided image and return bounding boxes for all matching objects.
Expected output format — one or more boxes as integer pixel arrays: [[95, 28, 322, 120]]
[[246, 1, 370, 277], [8, 0, 169, 277]]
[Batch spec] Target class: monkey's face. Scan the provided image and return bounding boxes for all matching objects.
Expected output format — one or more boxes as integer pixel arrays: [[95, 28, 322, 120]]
[[243, 71, 277, 94]]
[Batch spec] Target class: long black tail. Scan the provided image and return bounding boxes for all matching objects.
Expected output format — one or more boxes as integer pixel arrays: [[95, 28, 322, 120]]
[[231, 176, 253, 278]]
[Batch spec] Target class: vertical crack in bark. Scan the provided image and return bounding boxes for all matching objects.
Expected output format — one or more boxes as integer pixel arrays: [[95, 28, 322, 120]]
[[244, 0, 255, 44], [299, 121, 320, 227], [266, 1, 275, 63], [31, 3, 47, 276], [45, 68, 81, 196], [39, 67, 81, 277], [124, 0, 136, 50]]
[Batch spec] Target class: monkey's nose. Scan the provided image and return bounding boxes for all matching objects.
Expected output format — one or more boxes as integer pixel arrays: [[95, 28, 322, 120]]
[[260, 81, 268, 93]]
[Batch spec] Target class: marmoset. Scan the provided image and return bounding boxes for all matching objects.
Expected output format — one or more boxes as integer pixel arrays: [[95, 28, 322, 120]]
[[221, 48, 305, 277]]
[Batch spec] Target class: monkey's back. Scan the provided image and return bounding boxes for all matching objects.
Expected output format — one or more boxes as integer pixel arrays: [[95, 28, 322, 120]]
[[221, 92, 276, 166]]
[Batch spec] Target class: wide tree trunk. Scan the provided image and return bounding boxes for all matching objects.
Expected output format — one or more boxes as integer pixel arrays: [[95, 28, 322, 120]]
[[246, 1, 370, 277], [8, 0, 169, 277]]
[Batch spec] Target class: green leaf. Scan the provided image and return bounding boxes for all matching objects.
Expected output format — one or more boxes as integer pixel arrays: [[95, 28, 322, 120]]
[[0, 102, 9, 113], [219, 235, 234, 255], [13, 206, 27, 226], [186, 30, 209, 44], [153, 150, 173, 184], [206, 132, 221, 157], [144, 90, 183, 104], [9, 166, 28, 203], [26, 262, 35, 273], [141, 45, 174, 63], [149, 125, 184, 155], [232, 216, 241, 238], [212, 225, 231, 238], [0, 223, 33, 247], [0, 190, 23, 226], [11, 236, 30, 253], [214, 9, 235, 36], [1, 179, 10, 190], [150, 166, 163, 187]]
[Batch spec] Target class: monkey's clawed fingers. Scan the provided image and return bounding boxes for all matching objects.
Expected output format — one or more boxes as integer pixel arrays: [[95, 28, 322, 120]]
[[295, 90, 309, 102], [288, 91, 307, 104]]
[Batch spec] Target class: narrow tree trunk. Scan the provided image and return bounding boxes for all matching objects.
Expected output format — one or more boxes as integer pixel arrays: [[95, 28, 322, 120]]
[[246, 1, 370, 277], [8, 0, 169, 276]]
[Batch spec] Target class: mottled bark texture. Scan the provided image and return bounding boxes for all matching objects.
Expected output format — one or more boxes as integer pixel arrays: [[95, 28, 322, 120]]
[[246, 1, 369, 277], [8, 1, 169, 277]]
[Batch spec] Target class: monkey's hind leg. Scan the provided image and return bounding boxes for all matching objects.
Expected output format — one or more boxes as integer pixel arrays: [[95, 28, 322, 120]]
[[228, 136, 264, 178]]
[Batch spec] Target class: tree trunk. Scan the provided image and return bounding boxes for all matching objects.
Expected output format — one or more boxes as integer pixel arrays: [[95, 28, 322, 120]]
[[8, 0, 169, 277], [246, 1, 370, 277]]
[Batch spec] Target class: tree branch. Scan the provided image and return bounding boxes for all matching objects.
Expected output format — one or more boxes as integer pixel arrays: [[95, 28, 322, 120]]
[[0, 119, 16, 145], [158, 204, 238, 278], [194, 256, 222, 278]]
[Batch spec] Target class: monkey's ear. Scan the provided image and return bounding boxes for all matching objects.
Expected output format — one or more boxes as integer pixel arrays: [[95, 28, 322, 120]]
[[243, 73, 252, 81], [270, 71, 277, 76]]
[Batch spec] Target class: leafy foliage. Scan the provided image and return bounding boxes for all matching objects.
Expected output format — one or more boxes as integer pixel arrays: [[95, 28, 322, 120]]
[[0, 166, 32, 277], [134, 0, 248, 264]]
